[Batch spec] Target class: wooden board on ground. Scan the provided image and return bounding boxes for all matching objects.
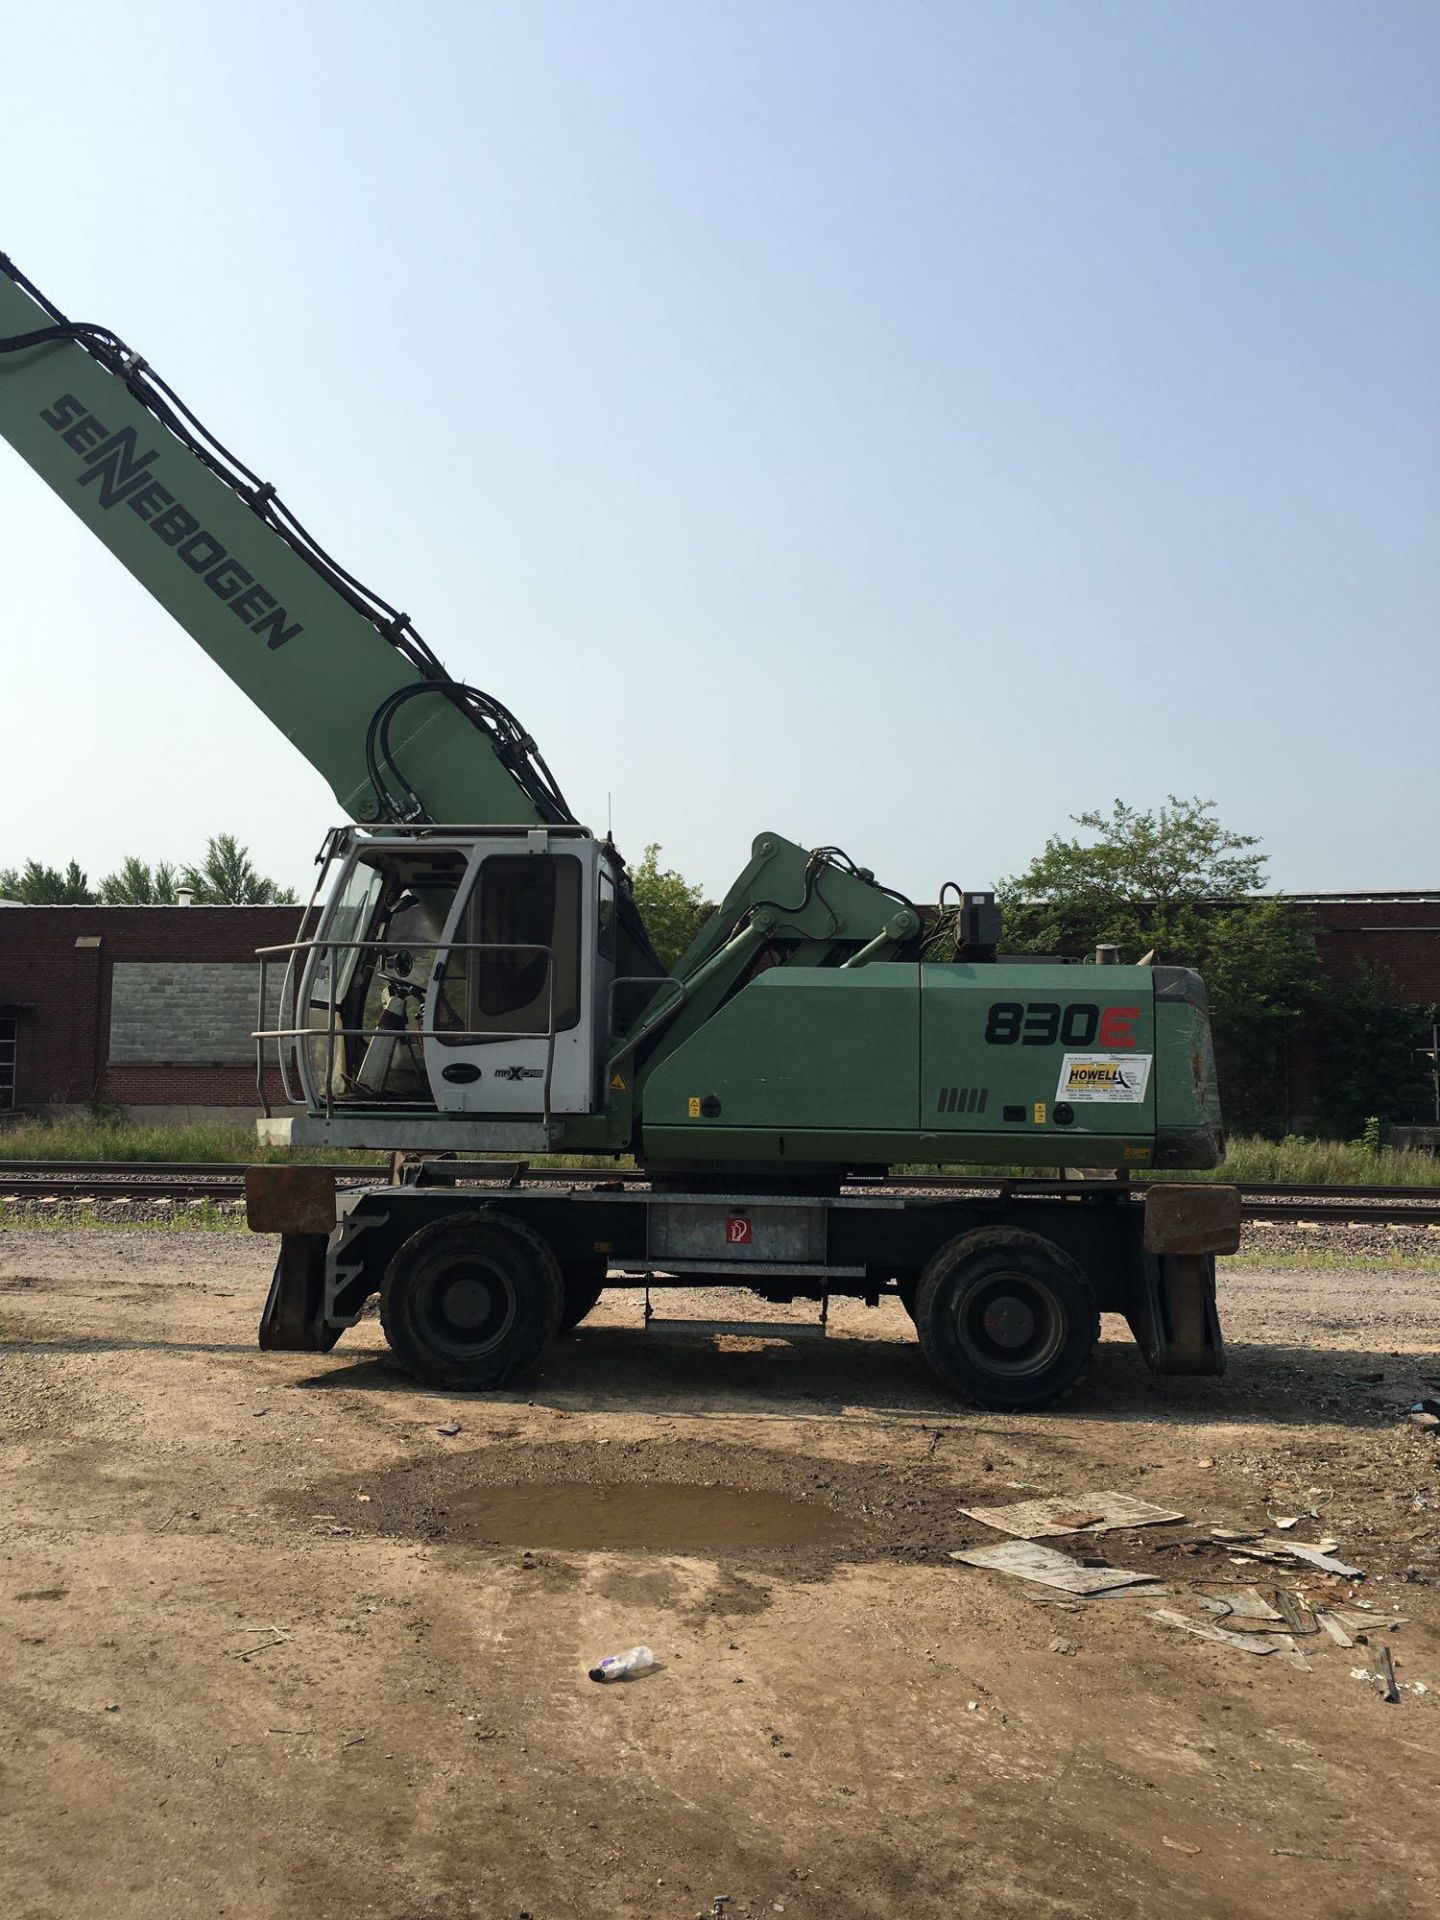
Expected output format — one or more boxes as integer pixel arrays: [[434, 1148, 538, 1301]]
[[959, 1490, 1185, 1539], [949, 1539, 1155, 1593]]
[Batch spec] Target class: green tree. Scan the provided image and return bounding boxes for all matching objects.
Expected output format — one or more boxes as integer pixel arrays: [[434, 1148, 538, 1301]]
[[629, 843, 712, 973], [181, 834, 297, 906], [0, 859, 98, 904], [1314, 964, 1434, 1139], [998, 797, 1321, 1135], [3, 841, 295, 906], [99, 856, 181, 905], [997, 796, 1270, 957]]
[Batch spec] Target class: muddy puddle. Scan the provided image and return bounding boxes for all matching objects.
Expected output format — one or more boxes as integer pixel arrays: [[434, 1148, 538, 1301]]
[[292, 1437, 973, 1571], [441, 1479, 849, 1551]]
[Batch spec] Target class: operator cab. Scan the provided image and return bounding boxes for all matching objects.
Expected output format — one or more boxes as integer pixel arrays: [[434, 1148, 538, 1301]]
[[258, 824, 629, 1149]]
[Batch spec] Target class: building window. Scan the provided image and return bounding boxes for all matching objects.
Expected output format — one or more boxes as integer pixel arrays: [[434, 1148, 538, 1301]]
[[0, 1015, 16, 1110]]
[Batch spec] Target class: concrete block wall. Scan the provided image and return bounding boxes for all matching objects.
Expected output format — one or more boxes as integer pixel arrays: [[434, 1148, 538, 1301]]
[[108, 962, 283, 1065]]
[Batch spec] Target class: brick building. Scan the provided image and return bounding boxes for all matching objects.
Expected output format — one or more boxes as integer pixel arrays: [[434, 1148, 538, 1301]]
[[1286, 891, 1440, 1133], [0, 902, 306, 1122], [1293, 892, 1440, 1003]]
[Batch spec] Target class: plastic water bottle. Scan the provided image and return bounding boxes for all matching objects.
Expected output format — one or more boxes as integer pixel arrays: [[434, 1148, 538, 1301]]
[[588, 1644, 654, 1682]]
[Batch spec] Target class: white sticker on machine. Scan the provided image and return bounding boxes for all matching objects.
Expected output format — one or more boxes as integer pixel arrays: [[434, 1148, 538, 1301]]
[[1055, 1052, 1153, 1104]]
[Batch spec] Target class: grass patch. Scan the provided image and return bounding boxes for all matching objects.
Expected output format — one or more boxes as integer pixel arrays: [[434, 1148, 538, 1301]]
[[0, 1115, 343, 1164], [3, 1115, 1439, 1189], [0, 1113, 625, 1170], [1162, 1136, 1440, 1188], [1224, 1247, 1440, 1272], [905, 1134, 1440, 1188]]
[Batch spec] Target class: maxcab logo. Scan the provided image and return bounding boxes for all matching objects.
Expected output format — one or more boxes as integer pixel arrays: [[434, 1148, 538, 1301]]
[[1056, 1053, 1153, 1105]]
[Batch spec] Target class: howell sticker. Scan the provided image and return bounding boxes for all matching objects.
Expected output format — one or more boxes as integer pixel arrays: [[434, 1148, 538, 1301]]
[[1056, 1053, 1153, 1105]]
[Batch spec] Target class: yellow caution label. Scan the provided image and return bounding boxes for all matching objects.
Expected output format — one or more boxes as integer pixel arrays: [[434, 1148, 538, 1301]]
[[687, 1096, 702, 1118], [609, 1071, 627, 1092], [593, 1240, 612, 1254], [1033, 1101, 1047, 1125], [1124, 1145, 1151, 1161]]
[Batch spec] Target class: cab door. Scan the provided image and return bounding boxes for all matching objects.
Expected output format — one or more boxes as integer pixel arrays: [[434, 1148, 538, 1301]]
[[423, 840, 595, 1116]]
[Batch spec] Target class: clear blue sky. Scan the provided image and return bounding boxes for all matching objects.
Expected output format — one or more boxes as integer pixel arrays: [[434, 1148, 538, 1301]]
[[2, 0, 1436, 899]]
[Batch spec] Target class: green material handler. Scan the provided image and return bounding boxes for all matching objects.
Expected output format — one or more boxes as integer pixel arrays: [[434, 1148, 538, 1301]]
[[0, 254, 1240, 1408]]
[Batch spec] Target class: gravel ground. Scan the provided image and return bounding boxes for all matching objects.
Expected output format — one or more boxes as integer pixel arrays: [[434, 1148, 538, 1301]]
[[1, 1227, 1437, 1920]]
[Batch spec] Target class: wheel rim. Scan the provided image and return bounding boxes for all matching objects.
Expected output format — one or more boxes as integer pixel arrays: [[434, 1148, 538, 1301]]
[[414, 1253, 518, 1360], [953, 1271, 1066, 1379]]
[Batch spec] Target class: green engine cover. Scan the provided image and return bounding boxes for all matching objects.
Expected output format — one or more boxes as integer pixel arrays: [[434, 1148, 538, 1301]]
[[641, 961, 1221, 1172]]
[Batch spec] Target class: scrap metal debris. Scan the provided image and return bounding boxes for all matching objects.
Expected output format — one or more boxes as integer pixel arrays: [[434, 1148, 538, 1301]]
[[1261, 1540, 1364, 1579], [953, 1495, 1400, 1688], [1196, 1587, 1284, 1622], [1352, 1649, 1405, 1704], [1376, 1644, 1401, 1704], [1149, 1607, 1290, 1657], [1271, 1590, 1319, 1637]]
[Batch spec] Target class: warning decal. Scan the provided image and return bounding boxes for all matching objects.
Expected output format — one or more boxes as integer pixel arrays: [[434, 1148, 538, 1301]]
[[1056, 1052, 1153, 1104]]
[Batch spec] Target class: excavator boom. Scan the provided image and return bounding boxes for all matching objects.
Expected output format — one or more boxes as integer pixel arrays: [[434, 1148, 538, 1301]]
[[0, 255, 560, 830]]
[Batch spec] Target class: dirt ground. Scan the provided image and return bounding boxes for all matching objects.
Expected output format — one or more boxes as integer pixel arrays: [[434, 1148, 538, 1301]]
[[1, 1228, 1437, 1920]]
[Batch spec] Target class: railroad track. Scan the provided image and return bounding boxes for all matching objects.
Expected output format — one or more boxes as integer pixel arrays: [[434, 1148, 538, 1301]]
[[0, 1160, 1438, 1225], [0, 1161, 375, 1202]]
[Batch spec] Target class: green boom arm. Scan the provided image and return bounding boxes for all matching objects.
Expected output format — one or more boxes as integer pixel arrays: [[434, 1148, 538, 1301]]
[[0, 255, 557, 829]]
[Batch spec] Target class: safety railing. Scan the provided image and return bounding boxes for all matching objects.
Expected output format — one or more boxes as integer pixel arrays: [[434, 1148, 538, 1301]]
[[604, 973, 686, 1074], [254, 937, 559, 1131]]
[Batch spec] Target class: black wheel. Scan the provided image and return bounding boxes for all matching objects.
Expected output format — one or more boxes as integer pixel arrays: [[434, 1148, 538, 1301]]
[[379, 1209, 563, 1390], [557, 1260, 607, 1335], [914, 1228, 1098, 1411]]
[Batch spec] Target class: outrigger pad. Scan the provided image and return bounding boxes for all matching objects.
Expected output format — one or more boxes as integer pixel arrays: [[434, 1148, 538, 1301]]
[[1142, 1182, 1241, 1256], [245, 1164, 337, 1236], [259, 1233, 343, 1352]]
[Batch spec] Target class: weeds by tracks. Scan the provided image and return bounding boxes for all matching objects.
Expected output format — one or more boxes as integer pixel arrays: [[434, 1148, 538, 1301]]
[[2, 1116, 1440, 1190]]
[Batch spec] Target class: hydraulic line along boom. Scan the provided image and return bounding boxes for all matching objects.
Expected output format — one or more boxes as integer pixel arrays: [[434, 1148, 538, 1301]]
[[0, 254, 564, 832]]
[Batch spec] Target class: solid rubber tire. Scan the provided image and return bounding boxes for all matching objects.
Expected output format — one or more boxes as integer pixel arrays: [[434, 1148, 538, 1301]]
[[380, 1209, 564, 1390], [913, 1227, 1099, 1411]]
